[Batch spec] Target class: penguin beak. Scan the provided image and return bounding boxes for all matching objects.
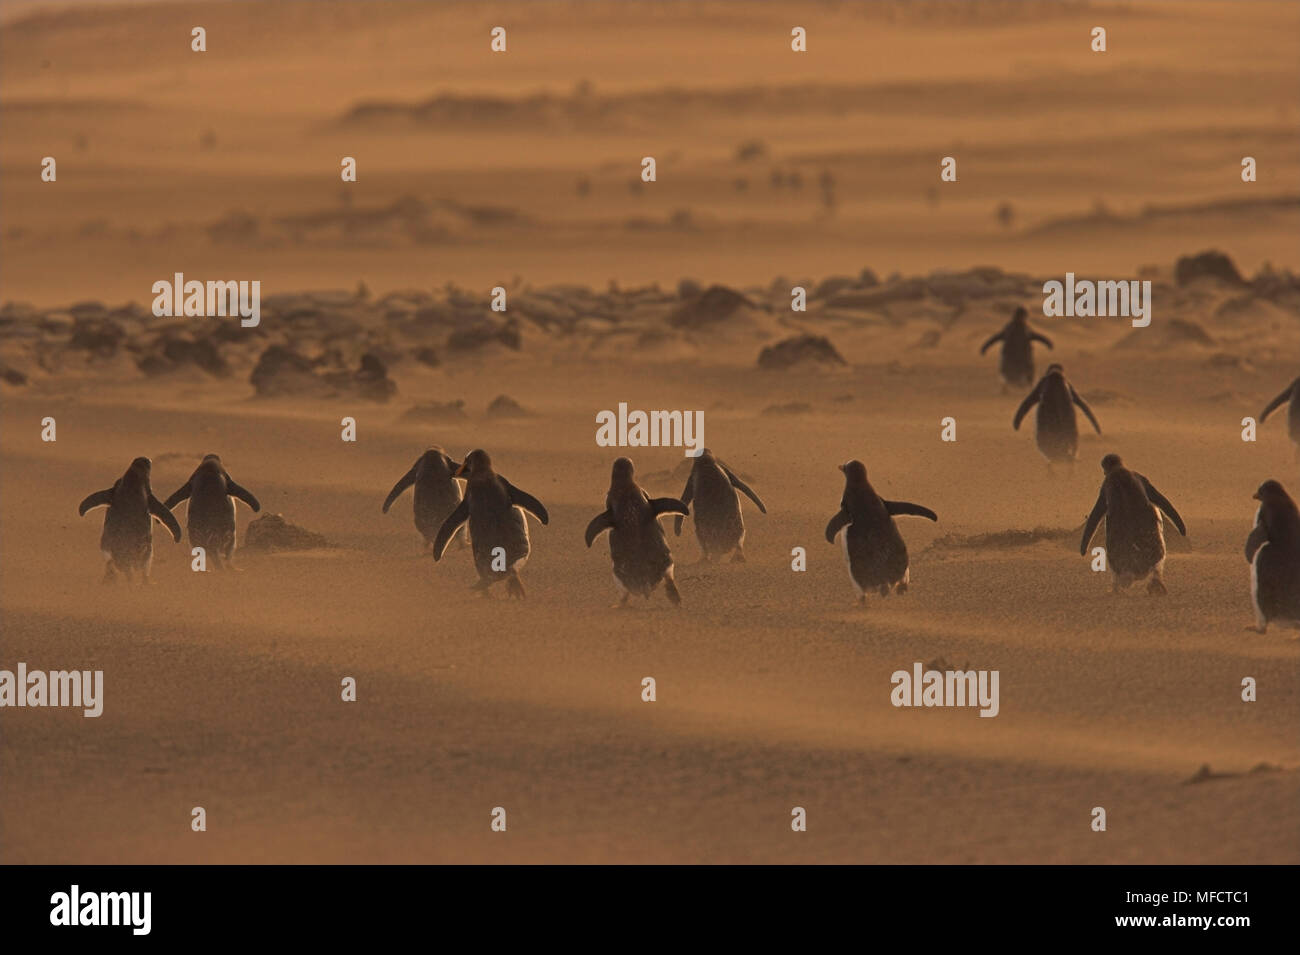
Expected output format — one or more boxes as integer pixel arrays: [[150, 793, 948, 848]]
[[456, 462, 469, 477], [1252, 491, 1261, 501], [838, 463, 846, 473]]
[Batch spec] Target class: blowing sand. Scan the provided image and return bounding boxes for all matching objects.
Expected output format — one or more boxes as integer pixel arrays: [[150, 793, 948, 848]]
[[1, 0, 1298, 864]]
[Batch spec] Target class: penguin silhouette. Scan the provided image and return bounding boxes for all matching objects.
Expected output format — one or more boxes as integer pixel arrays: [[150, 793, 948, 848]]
[[1013, 363, 1101, 470], [1080, 454, 1186, 595], [825, 460, 937, 605], [585, 457, 688, 607], [673, 449, 766, 562], [433, 449, 547, 598], [383, 447, 463, 554], [1259, 376, 1300, 459], [78, 457, 182, 583], [162, 454, 260, 570], [1244, 480, 1300, 633], [980, 305, 1053, 391]]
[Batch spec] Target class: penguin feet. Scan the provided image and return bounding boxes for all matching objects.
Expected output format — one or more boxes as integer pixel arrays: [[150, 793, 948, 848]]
[[506, 573, 526, 599], [730, 549, 746, 564], [857, 594, 868, 608], [1147, 576, 1168, 597], [878, 584, 891, 598], [1243, 624, 1267, 634], [895, 580, 909, 595], [664, 578, 682, 606]]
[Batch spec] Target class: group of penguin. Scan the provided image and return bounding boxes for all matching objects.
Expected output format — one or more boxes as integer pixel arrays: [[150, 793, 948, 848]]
[[75, 308, 1300, 630], [981, 306, 1300, 628]]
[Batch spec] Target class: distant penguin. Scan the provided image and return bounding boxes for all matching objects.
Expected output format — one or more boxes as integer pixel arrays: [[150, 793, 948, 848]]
[[980, 306, 1053, 390], [824, 460, 937, 604], [1243, 480, 1300, 633], [1013, 363, 1101, 468], [383, 447, 464, 553], [78, 456, 182, 583], [673, 448, 766, 562], [162, 454, 260, 570], [585, 457, 689, 606], [433, 449, 548, 597], [1258, 376, 1300, 458], [1080, 454, 1186, 595]]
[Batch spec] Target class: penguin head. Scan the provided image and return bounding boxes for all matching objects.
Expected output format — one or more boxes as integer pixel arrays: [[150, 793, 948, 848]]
[[1101, 453, 1124, 474], [124, 457, 152, 488], [458, 449, 492, 478], [1254, 479, 1290, 503], [1045, 362, 1064, 376], [200, 453, 223, 471], [611, 457, 635, 485], [839, 460, 869, 485], [1012, 306, 1028, 323], [696, 448, 716, 465]]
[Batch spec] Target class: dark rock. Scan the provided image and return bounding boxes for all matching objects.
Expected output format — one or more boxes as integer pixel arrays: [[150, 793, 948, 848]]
[[1174, 250, 1244, 286], [486, 394, 529, 417], [757, 335, 846, 370]]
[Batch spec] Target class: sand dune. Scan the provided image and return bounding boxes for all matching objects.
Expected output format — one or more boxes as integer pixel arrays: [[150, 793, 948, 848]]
[[2, 0, 1298, 864]]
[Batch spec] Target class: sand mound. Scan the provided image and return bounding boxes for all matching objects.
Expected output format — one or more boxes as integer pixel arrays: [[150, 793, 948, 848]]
[[1175, 250, 1245, 286], [486, 394, 529, 418], [445, 320, 521, 353], [244, 514, 332, 552], [926, 527, 1075, 552], [667, 285, 756, 329], [757, 334, 846, 370], [250, 346, 396, 401]]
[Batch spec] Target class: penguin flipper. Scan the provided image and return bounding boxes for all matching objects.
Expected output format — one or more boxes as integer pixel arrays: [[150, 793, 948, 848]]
[[1071, 387, 1103, 435], [825, 509, 852, 543], [149, 494, 183, 542], [1012, 385, 1041, 430], [649, 497, 690, 519], [979, 330, 1005, 355], [382, 465, 417, 513], [225, 478, 260, 512], [1244, 524, 1268, 563], [1080, 492, 1107, 555], [584, 511, 615, 547], [722, 466, 767, 514], [78, 488, 115, 516], [162, 481, 192, 511], [503, 480, 548, 525], [1259, 383, 1294, 423], [675, 475, 695, 536], [885, 500, 938, 522], [432, 500, 470, 560], [1140, 478, 1186, 536]]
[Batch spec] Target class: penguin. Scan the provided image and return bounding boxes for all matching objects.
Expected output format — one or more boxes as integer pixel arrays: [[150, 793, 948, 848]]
[[1243, 480, 1300, 633], [673, 448, 766, 562], [162, 454, 260, 571], [382, 447, 464, 553], [433, 449, 547, 597], [980, 305, 1053, 391], [1013, 363, 1101, 469], [1079, 454, 1186, 595], [585, 457, 689, 607], [78, 456, 182, 583], [1258, 376, 1300, 459], [824, 460, 937, 605]]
